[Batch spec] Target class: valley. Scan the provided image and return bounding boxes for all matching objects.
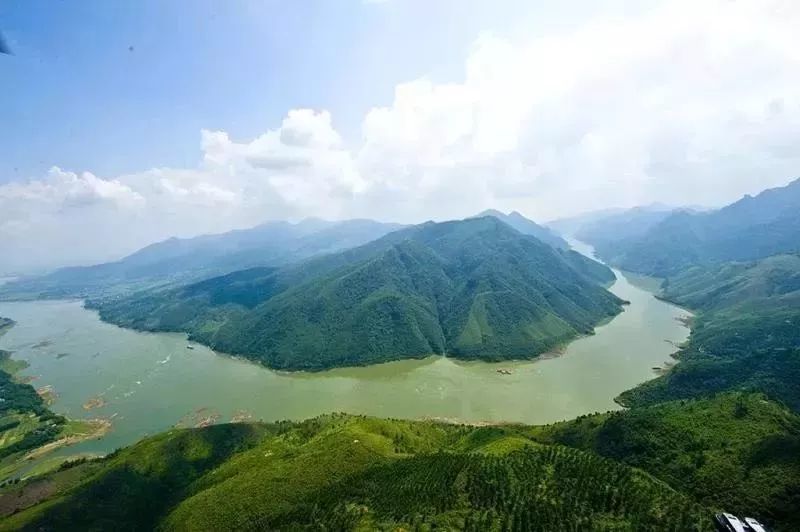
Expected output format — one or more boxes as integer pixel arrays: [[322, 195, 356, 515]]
[[0, 241, 690, 471]]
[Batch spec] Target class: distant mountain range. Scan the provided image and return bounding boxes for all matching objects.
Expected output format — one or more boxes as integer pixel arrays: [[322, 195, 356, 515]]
[[0, 218, 405, 300], [94, 217, 622, 370], [564, 178, 800, 276]]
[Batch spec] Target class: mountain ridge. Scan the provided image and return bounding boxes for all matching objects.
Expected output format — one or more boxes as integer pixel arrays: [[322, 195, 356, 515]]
[[93, 217, 623, 370], [0, 218, 406, 301], [578, 177, 800, 276]]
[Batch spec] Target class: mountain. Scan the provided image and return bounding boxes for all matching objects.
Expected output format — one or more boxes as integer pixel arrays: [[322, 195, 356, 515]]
[[93, 217, 623, 370], [572, 205, 680, 253], [546, 207, 632, 236], [0, 218, 405, 300], [474, 209, 569, 249], [584, 178, 800, 276]]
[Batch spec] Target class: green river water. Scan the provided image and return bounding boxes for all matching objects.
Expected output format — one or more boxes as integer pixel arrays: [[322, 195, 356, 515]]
[[0, 243, 690, 462]]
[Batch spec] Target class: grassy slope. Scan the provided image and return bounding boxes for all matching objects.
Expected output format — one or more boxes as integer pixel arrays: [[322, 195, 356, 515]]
[[94, 218, 623, 370], [2, 415, 710, 531]]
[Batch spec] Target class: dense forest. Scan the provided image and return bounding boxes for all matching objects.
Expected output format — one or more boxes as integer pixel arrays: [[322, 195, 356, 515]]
[[91, 217, 623, 370]]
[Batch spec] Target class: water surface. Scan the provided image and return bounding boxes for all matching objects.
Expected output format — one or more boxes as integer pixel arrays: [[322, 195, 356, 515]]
[[0, 244, 689, 459]]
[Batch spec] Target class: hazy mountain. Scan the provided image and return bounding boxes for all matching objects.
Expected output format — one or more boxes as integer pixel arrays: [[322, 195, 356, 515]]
[[0, 218, 405, 300], [546, 204, 682, 243], [580, 178, 800, 276], [474, 209, 569, 249], [94, 217, 623, 370], [573, 206, 679, 253], [546, 207, 631, 237]]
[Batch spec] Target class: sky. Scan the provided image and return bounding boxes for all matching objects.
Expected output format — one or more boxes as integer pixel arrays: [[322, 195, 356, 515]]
[[2, 0, 799, 273]]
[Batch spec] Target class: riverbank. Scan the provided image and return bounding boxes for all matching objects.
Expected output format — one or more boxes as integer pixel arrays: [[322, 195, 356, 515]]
[[0, 319, 112, 481], [0, 256, 691, 462]]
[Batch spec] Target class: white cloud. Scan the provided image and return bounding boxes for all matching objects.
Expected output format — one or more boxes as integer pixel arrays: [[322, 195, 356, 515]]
[[3, 0, 800, 272]]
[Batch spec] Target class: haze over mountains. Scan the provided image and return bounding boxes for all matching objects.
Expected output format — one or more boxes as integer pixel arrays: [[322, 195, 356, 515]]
[[94, 216, 622, 370], [0, 218, 404, 300], [568, 177, 800, 277]]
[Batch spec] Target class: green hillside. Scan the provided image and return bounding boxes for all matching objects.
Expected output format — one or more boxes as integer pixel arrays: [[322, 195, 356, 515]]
[[531, 393, 800, 529], [618, 254, 800, 411], [92, 217, 623, 370], [1, 414, 711, 531]]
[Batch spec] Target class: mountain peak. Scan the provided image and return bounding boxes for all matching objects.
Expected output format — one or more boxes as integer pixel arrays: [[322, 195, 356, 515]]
[[470, 209, 569, 249]]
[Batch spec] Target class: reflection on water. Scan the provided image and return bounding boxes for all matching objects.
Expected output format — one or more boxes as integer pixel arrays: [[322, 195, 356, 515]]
[[0, 243, 689, 459]]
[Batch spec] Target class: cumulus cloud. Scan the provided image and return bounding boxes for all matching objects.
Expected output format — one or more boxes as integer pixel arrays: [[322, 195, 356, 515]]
[[3, 0, 800, 272]]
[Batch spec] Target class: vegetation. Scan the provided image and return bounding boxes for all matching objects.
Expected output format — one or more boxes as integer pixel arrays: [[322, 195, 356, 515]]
[[0, 320, 102, 481], [618, 254, 800, 411], [475, 209, 569, 249], [0, 219, 404, 301], [2, 414, 713, 531], [530, 393, 800, 529], [578, 177, 800, 277], [0, 319, 68, 464], [4, 190, 799, 529], [92, 217, 623, 370]]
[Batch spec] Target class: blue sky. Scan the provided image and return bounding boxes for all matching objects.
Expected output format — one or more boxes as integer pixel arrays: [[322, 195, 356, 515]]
[[1, 0, 616, 181], [2, 1, 798, 272]]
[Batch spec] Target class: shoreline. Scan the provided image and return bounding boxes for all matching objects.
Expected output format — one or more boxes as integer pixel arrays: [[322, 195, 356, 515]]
[[0, 317, 112, 480]]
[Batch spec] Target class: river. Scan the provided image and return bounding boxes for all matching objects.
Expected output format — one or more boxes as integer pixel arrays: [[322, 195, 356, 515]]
[[0, 242, 689, 461]]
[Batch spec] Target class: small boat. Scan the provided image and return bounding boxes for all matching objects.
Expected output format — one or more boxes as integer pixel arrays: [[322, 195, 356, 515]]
[[186, 345, 194, 350]]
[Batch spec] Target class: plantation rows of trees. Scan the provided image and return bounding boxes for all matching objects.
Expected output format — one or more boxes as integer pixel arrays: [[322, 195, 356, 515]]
[[271, 447, 709, 531]]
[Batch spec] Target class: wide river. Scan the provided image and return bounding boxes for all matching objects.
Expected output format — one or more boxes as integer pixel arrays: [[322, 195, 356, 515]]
[[0, 242, 690, 460]]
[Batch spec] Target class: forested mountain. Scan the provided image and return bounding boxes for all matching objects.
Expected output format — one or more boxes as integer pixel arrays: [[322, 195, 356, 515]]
[[618, 253, 800, 411], [580, 178, 800, 276], [0, 218, 404, 301], [474, 209, 569, 249], [93, 217, 623, 370], [532, 393, 800, 529]]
